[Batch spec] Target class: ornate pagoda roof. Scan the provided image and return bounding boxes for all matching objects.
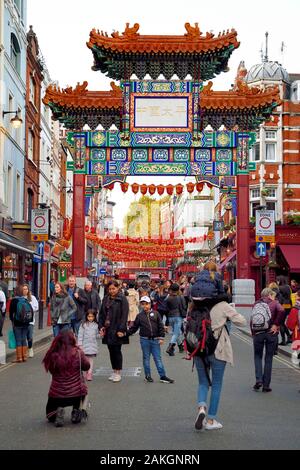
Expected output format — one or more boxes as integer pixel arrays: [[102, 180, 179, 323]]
[[44, 80, 281, 131], [87, 23, 240, 80]]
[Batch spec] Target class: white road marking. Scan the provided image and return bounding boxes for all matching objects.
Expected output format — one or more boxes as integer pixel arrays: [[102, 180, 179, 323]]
[[0, 341, 50, 374]]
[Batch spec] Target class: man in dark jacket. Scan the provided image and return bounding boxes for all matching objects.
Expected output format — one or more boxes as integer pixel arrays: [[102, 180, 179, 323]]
[[84, 280, 101, 320], [124, 296, 174, 384], [251, 287, 285, 393], [66, 276, 87, 336]]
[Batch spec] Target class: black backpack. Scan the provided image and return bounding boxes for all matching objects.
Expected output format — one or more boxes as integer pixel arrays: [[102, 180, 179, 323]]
[[184, 307, 225, 386], [15, 297, 34, 324]]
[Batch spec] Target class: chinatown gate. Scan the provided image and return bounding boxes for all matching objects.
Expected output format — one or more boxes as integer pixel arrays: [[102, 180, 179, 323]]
[[44, 23, 280, 291]]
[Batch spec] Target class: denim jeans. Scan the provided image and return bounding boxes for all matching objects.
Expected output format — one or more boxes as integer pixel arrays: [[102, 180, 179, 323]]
[[53, 323, 72, 337], [71, 319, 81, 337], [27, 324, 34, 349], [168, 316, 183, 345], [13, 325, 29, 347], [253, 332, 278, 387], [140, 338, 166, 378], [194, 355, 227, 420]]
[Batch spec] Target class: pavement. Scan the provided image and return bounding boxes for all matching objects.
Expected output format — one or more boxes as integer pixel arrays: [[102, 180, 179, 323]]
[[0, 308, 53, 362], [0, 327, 300, 450]]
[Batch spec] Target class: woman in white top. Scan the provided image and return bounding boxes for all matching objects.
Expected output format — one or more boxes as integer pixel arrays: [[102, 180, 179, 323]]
[[22, 284, 39, 358], [0, 289, 6, 337]]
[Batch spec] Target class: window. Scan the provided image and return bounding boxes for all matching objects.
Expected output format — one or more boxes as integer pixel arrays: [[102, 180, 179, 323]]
[[29, 76, 36, 105], [265, 131, 277, 140], [7, 166, 13, 216], [251, 202, 261, 218], [10, 34, 21, 74], [28, 131, 34, 160], [250, 143, 260, 161], [265, 143, 276, 161], [267, 188, 277, 198], [251, 189, 260, 199], [27, 189, 33, 224], [15, 174, 21, 220], [16, 107, 21, 144], [14, 0, 21, 11]]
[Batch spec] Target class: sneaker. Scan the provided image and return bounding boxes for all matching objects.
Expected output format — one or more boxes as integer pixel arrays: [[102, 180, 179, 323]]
[[54, 407, 65, 427], [195, 407, 206, 430], [108, 373, 116, 381], [159, 376, 174, 384], [144, 375, 154, 383], [253, 382, 263, 391], [112, 374, 122, 382], [262, 387, 272, 393], [28, 348, 34, 358], [205, 419, 223, 430]]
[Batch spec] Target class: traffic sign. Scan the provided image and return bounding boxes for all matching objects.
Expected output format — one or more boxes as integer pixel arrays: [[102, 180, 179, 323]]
[[256, 235, 276, 243], [99, 268, 107, 275], [37, 242, 44, 256], [31, 208, 49, 241], [256, 242, 267, 257], [255, 210, 275, 237]]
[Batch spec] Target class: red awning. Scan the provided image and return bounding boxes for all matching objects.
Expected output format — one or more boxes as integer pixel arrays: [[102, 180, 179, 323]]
[[279, 245, 300, 273], [218, 250, 237, 270]]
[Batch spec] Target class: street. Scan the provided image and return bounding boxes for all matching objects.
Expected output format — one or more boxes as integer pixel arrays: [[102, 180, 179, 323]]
[[0, 329, 299, 450]]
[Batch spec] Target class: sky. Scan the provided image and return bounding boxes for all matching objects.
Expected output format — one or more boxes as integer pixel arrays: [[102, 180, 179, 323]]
[[27, 0, 300, 229]]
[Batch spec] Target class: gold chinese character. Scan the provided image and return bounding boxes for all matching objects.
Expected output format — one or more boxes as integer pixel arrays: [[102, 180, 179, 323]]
[[162, 108, 173, 117]]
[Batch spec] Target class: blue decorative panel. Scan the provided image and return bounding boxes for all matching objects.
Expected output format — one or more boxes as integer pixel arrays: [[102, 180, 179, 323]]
[[216, 131, 236, 147], [153, 149, 169, 162], [216, 149, 233, 161], [195, 149, 211, 161], [111, 149, 127, 161], [131, 132, 192, 147], [130, 80, 192, 93], [132, 149, 148, 161], [174, 149, 189, 162], [91, 162, 106, 175], [91, 149, 106, 161]]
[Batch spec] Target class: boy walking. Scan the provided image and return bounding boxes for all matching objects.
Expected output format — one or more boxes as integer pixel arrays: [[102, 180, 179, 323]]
[[119, 296, 174, 383]]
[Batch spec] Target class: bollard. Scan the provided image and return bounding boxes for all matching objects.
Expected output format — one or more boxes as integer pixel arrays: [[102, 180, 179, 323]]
[[38, 300, 44, 329], [0, 340, 6, 364]]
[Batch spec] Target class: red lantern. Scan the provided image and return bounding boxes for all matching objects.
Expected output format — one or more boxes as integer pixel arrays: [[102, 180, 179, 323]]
[[196, 182, 204, 193], [106, 183, 114, 191], [131, 183, 139, 194], [120, 182, 129, 193], [166, 184, 174, 196], [157, 185, 165, 196], [176, 184, 184, 195], [186, 182, 195, 193], [148, 184, 156, 195], [140, 184, 148, 195], [85, 225, 90, 232], [91, 227, 96, 234], [206, 182, 213, 189]]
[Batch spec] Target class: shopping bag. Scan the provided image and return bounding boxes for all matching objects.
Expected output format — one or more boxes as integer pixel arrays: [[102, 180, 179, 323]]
[[8, 329, 16, 349]]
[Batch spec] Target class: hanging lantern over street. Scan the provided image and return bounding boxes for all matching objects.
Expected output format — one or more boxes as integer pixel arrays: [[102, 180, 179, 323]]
[[120, 182, 129, 193], [140, 184, 148, 195], [196, 182, 204, 193], [166, 184, 174, 195], [176, 184, 184, 195], [106, 183, 114, 191], [186, 182, 195, 193], [148, 184, 156, 195], [157, 185, 165, 196], [131, 183, 139, 194]]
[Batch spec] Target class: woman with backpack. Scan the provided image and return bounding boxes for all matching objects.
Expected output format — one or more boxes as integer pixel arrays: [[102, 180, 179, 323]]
[[251, 287, 285, 393], [22, 284, 39, 358], [9, 285, 34, 363], [187, 297, 246, 431]]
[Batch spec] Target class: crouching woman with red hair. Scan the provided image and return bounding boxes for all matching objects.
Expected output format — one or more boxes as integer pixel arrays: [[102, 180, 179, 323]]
[[42, 330, 90, 427]]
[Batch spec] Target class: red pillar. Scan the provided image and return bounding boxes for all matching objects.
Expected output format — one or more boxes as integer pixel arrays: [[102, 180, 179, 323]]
[[72, 173, 86, 277], [236, 174, 251, 279]]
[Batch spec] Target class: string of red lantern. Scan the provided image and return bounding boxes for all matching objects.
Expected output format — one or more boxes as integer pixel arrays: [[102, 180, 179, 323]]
[[102, 182, 213, 195]]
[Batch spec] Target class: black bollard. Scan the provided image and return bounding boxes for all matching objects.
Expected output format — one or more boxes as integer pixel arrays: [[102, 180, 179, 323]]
[[38, 300, 44, 329]]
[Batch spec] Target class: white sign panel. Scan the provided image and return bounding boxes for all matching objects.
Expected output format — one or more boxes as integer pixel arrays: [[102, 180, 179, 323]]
[[255, 210, 275, 236], [134, 97, 189, 129], [31, 209, 49, 235]]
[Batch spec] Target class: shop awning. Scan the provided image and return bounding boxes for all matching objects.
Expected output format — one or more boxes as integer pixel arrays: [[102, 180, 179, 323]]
[[0, 230, 34, 255], [279, 245, 300, 273], [218, 250, 237, 270]]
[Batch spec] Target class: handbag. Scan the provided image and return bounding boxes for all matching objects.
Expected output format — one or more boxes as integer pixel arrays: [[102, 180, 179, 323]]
[[8, 329, 16, 349]]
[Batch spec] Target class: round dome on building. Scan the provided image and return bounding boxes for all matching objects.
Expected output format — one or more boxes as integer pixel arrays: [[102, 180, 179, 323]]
[[245, 61, 289, 84]]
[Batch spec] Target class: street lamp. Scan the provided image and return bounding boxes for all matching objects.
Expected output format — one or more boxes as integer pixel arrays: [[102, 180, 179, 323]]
[[2, 110, 23, 129]]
